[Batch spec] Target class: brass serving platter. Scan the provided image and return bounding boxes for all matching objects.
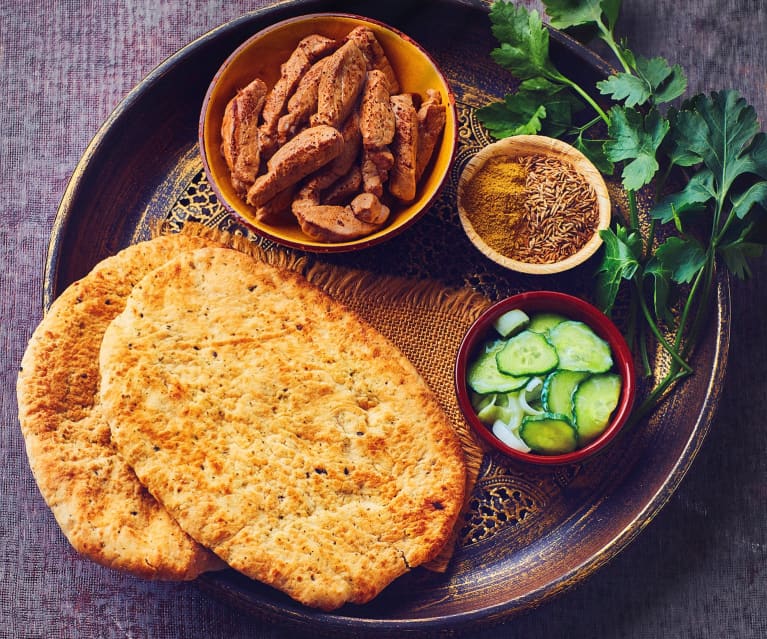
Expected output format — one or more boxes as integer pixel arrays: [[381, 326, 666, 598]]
[[45, 0, 729, 634]]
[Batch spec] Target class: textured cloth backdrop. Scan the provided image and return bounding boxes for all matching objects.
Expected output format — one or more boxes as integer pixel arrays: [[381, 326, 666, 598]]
[[1, 1, 765, 638]]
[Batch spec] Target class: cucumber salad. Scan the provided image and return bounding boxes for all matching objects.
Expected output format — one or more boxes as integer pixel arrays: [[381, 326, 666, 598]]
[[467, 309, 622, 455]]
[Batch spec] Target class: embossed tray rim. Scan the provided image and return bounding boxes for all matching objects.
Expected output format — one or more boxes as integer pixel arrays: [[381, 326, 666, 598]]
[[44, 0, 730, 635]]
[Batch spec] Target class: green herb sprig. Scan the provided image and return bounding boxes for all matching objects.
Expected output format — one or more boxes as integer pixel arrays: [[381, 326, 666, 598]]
[[477, 0, 767, 424]]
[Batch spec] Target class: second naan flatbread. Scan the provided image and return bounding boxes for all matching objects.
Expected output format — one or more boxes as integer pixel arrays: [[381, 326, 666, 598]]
[[16, 234, 225, 580]]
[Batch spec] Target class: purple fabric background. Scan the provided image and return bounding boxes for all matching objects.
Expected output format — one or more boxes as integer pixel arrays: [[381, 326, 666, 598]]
[[2, 1, 765, 637]]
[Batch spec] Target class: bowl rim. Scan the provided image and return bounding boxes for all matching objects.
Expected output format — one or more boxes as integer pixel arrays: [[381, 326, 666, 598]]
[[456, 135, 612, 274], [198, 11, 458, 253], [454, 290, 636, 465]]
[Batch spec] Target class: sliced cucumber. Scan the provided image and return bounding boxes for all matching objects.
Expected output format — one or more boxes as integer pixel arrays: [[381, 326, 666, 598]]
[[573, 373, 622, 443], [519, 413, 578, 455], [493, 309, 530, 337], [527, 312, 567, 334], [496, 330, 559, 376], [542, 370, 590, 421], [467, 345, 530, 394], [547, 321, 613, 373]]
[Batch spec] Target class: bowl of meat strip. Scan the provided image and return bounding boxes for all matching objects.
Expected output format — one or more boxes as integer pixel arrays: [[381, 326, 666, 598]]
[[199, 13, 457, 252]]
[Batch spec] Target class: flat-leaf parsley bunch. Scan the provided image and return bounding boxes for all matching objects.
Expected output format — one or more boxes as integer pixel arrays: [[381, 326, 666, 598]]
[[477, 0, 767, 423]]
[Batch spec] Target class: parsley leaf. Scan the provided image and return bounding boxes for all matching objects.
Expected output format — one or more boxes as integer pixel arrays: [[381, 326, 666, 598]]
[[477, 97, 547, 138], [664, 107, 705, 167], [732, 181, 767, 219], [671, 90, 767, 194], [598, 56, 686, 107], [489, 2, 558, 80], [605, 106, 670, 190], [543, 0, 605, 29], [651, 170, 716, 223], [476, 78, 581, 139], [599, 0, 623, 30], [643, 236, 706, 324], [574, 135, 614, 174], [719, 234, 764, 279], [597, 73, 651, 108], [659, 90, 767, 279], [652, 236, 707, 284], [638, 57, 687, 104], [643, 255, 675, 324], [595, 225, 643, 313]]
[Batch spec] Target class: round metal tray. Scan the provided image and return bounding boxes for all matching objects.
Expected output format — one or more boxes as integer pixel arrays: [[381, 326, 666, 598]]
[[45, 0, 730, 634]]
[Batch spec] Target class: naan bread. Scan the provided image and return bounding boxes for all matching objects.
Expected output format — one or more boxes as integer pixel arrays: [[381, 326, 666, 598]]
[[16, 234, 226, 580], [99, 247, 467, 610]]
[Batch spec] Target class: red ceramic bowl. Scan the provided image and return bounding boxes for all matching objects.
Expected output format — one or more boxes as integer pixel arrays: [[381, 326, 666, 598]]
[[455, 291, 636, 465]]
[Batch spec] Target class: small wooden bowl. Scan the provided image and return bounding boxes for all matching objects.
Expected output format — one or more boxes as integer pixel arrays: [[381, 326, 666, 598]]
[[457, 135, 611, 274]]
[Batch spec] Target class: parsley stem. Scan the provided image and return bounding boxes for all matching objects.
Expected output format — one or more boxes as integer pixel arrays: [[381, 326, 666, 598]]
[[577, 115, 604, 135], [633, 274, 693, 373], [681, 251, 717, 361], [631, 221, 716, 422], [713, 199, 738, 246], [627, 190, 640, 232], [629, 366, 691, 427], [676, 264, 704, 348], [596, 20, 633, 74], [638, 306, 653, 377], [555, 73, 610, 125], [631, 256, 714, 425], [645, 219, 657, 261]]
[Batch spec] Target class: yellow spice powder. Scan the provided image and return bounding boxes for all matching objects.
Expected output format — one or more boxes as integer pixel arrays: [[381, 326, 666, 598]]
[[462, 156, 528, 255]]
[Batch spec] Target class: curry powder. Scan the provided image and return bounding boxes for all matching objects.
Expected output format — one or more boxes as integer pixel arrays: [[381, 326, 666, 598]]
[[462, 156, 528, 255]]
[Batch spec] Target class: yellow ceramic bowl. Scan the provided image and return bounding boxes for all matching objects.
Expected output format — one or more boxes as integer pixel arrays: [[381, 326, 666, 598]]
[[199, 13, 457, 252], [457, 135, 611, 274]]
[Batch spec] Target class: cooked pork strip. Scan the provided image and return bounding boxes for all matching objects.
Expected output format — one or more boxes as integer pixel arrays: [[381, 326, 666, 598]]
[[277, 56, 330, 145], [259, 35, 337, 156], [350, 192, 390, 225], [389, 93, 419, 202], [220, 77, 268, 192], [415, 89, 447, 181], [360, 70, 395, 150], [292, 176, 388, 241], [294, 203, 382, 242], [253, 185, 297, 225], [313, 111, 362, 190], [361, 146, 394, 197], [344, 26, 400, 94], [246, 125, 344, 208], [323, 165, 362, 205], [311, 40, 367, 129]]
